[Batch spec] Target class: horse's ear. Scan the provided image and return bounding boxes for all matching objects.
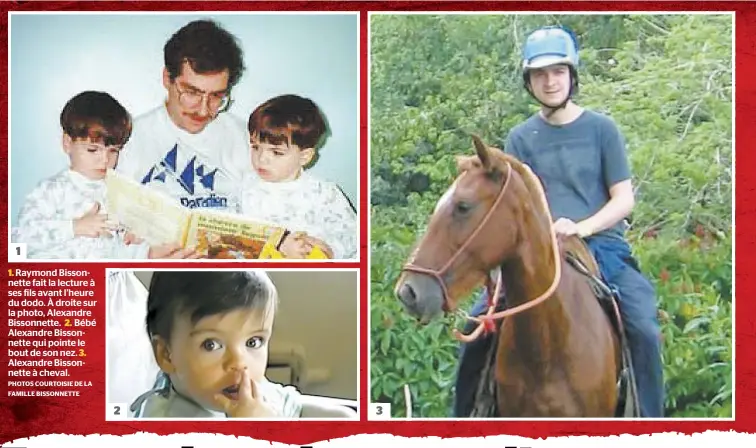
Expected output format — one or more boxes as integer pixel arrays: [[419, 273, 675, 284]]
[[455, 155, 467, 171], [471, 134, 491, 170]]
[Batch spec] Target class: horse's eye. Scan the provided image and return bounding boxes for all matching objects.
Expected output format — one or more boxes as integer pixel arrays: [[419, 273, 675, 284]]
[[454, 201, 473, 216]]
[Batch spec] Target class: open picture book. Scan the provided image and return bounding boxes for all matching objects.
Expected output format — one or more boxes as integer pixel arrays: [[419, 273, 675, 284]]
[[104, 169, 328, 259]]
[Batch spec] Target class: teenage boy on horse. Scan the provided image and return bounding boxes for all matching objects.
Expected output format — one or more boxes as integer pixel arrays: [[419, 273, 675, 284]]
[[454, 25, 665, 418]]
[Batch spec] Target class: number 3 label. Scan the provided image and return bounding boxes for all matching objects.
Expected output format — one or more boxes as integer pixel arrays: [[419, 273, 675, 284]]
[[369, 402, 391, 420]]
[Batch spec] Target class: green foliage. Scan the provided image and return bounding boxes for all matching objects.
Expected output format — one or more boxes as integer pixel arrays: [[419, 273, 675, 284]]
[[370, 14, 733, 418]]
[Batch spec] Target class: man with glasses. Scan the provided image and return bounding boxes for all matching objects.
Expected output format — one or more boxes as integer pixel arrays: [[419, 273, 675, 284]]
[[116, 19, 249, 212]]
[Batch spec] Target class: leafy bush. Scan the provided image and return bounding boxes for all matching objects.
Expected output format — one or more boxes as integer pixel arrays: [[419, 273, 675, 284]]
[[370, 14, 733, 418]]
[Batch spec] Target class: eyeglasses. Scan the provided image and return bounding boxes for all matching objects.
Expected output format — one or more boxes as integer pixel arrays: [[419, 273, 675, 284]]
[[173, 82, 232, 114]]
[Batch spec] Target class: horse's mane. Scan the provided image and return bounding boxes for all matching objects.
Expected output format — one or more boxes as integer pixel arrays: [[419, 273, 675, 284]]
[[491, 148, 551, 219], [482, 144, 599, 274]]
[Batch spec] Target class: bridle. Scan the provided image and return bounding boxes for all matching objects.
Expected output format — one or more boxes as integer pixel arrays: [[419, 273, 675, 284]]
[[401, 160, 564, 343], [401, 163, 513, 311]]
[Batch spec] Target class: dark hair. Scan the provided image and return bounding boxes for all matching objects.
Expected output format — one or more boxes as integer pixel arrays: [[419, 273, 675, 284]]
[[164, 19, 245, 90], [248, 94, 328, 150], [145, 270, 276, 342], [59, 91, 132, 146]]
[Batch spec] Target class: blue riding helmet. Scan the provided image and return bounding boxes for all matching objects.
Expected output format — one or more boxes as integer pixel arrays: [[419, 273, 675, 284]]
[[522, 26, 580, 71]]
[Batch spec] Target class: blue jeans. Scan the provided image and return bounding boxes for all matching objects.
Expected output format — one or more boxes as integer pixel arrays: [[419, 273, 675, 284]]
[[453, 260, 665, 417]]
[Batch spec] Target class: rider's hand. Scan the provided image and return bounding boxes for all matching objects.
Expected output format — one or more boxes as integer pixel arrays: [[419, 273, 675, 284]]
[[553, 218, 592, 239]]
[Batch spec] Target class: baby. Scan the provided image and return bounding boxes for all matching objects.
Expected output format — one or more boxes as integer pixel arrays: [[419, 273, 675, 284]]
[[240, 94, 358, 259], [130, 270, 355, 418]]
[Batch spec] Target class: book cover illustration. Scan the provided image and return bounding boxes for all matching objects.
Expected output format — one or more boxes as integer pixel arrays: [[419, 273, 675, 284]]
[[105, 169, 327, 259]]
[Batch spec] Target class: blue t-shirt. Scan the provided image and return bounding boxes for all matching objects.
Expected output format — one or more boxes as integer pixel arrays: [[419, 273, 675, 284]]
[[503, 109, 632, 241]]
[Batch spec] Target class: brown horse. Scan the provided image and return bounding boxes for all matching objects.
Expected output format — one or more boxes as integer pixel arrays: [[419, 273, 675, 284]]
[[394, 135, 622, 417]]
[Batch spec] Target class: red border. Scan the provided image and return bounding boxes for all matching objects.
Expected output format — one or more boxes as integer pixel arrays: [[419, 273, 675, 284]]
[[0, 1, 749, 445]]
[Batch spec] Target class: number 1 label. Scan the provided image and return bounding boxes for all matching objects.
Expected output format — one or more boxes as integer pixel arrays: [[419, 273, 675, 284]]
[[9, 244, 26, 261]]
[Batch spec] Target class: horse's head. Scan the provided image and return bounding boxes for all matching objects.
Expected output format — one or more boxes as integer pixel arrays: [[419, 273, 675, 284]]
[[395, 135, 545, 323]]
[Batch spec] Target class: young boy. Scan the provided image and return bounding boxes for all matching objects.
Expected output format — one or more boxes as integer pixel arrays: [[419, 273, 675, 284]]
[[240, 94, 358, 259], [11, 91, 194, 260], [130, 270, 356, 419]]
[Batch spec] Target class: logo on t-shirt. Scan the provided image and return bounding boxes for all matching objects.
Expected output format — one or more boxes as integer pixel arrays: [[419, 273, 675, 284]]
[[140, 144, 229, 209]]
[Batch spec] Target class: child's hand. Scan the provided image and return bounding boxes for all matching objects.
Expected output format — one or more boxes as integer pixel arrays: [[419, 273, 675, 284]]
[[148, 243, 202, 259], [279, 232, 313, 259], [214, 370, 277, 418], [73, 202, 114, 238], [123, 232, 144, 245], [301, 235, 334, 258]]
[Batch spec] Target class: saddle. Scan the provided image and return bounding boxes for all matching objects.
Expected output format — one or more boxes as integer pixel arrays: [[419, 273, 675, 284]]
[[467, 236, 640, 418], [562, 236, 640, 418]]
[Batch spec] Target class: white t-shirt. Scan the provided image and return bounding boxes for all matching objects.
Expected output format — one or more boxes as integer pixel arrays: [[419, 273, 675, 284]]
[[116, 104, 250, 212], [11, 169, 151, 259], [239, 171, 358, 260]]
